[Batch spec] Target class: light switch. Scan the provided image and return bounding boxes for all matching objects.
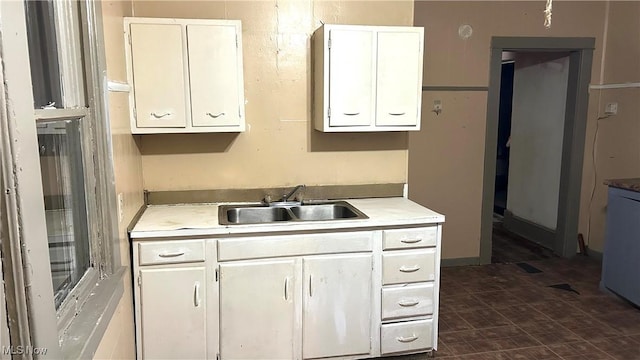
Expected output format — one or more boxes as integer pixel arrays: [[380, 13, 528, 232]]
[[433, 100, 442, 115], [605, 102, 618, 115]]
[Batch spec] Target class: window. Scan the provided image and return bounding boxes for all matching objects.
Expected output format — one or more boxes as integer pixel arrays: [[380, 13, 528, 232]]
[[26, 0, 110, 320], [37, 119, 92, 310], [0, 0, 123, 357]]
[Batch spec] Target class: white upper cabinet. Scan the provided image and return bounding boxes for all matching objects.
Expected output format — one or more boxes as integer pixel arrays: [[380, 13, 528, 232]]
[[130, 23, 188, 129], [125, 18, 246, 134], [187, 24, 244, 127], [327, 29, 374, 127], [376, 31, 422, 127], [313, 24, 424, 132]]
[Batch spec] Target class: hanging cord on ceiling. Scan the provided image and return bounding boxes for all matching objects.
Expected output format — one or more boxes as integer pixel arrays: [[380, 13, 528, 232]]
[[544, 0, 553, 29]]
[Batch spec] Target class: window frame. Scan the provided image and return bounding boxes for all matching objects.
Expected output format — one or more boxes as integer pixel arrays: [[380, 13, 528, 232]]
[[0, 0, 124, 358]]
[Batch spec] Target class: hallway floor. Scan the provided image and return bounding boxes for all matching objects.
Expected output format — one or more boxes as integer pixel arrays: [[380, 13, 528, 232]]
[[491, 219, 555, 264], [390, 257, 640, 359]]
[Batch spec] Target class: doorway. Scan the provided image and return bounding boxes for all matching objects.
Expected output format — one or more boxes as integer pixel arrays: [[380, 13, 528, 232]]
[[480, 37, 595, 264]]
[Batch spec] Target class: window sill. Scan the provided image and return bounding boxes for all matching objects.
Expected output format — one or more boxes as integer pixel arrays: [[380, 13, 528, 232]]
[[60, 266, 126, 359]]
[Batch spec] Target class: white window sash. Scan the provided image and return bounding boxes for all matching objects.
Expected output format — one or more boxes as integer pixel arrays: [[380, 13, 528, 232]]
[[53, 0, 86, 108]]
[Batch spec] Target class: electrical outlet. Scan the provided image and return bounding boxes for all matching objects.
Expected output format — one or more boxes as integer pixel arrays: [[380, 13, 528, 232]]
[[117, 193, 124, 223], [605, 102, 618, 115]]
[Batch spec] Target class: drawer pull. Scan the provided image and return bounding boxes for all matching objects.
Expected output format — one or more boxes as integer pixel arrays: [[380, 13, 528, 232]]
[[206, 112, 225, 118], [151, 112, 171, 118], [400, 238, 423, 244], [396, 334, 419, 343], [389, 112, 406, 116], [158, 252, 185, 258], [343, 112, 360, 116], [398, 299, 420, 307], [399, 265, 421, 273]]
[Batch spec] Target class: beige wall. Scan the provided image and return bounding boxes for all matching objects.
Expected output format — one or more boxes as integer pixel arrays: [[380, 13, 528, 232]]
[[94, 1, 143, 359], [578, 1, 640, 255], [409, 1, 609, 259], [133, 0, 414, 191]]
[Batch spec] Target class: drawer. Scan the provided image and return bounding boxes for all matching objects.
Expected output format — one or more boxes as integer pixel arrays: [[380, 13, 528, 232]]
[[382, 283, 434, 320], [383, 227, 437, 250], [382, 249, 436, 285], [380, 319, 433, 354], [138, 240, 205, 266]]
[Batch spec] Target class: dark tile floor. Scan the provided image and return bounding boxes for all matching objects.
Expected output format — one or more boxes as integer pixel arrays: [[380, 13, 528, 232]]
[[391, 257, 640, 360], [437, 256, 640, 359]]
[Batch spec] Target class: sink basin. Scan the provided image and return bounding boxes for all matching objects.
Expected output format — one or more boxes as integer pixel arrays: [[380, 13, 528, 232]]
[[225, 206, 293, 224], [290, 203, 360, 221], [219, 201, 368, 225]]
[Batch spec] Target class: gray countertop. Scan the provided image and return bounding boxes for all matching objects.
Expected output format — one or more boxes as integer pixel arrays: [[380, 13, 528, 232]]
[[604, 178, 640, 192]]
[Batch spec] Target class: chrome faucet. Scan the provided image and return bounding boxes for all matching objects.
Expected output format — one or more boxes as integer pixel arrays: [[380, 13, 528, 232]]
[[281, 184, 306, 203]]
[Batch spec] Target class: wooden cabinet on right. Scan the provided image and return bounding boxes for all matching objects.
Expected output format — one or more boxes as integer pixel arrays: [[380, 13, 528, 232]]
[[312, 24, 424, 132]]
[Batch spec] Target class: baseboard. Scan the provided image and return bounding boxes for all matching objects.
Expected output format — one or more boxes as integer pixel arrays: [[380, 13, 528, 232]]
[[441, 257, 480, 267], [503, 210, 555, 250], [586, 248, 603, 261]]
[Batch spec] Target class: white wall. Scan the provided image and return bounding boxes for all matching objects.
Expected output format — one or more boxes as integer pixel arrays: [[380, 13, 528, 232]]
[[506, 52, 570, 230]]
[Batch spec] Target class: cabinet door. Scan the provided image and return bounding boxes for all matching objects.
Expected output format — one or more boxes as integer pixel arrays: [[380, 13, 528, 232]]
[[187, 24, 243, 127], [219, 259, 296, 360], [302, 254, 372, 359], [139, 267, 206, 359], [603, 191, 640, 305], [328, 29, 374, 127], [375, 31, 422, 127], [130, 23, 188, 128]]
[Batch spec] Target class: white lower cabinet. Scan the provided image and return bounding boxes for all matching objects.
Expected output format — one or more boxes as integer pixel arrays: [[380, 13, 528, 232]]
[[302, 254, 372, 359], [133, 239, 212, 360], [219, 259, 297, 360], [218, 253, 373, 360], [132, 224, 442, 360], [379, 227, 440, 356], [139, 266, 207, 360]]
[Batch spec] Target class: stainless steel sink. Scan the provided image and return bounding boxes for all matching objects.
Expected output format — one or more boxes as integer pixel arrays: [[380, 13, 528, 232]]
[[225, 206, 293, 224], [290, 203, 361, 221], [219, 201, 368, 225]]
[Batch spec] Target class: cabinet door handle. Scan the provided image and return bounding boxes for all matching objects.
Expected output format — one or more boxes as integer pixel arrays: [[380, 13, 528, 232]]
[[399, 265, 421, 273], [151, 112, 171, 118], [400, 237, 423, 244], [398, 299, 420, 307], [194, 282, 201, 307], [284, 277, 289, 301], [206, 112, 225, 118], [309, 275, 313, 297], [158, 252, 185, 258], [396, 334, 418, 343], [389, 112, 406, 116], [343, 112, 360, 116]]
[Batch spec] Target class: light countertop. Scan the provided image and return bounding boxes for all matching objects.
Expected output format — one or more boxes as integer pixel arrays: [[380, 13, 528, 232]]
[[130, 197, 445, 239]]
